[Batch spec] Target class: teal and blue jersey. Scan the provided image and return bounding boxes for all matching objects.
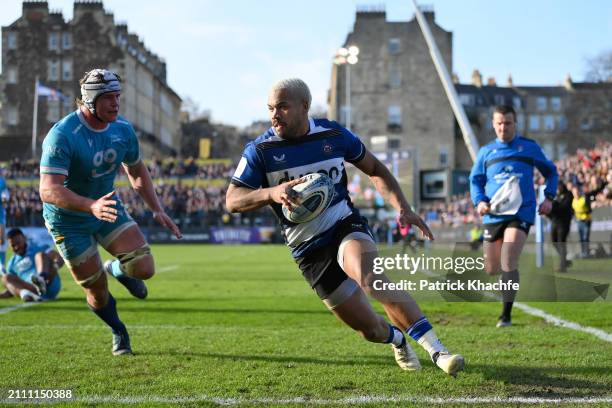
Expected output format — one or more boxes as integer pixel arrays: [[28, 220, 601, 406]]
[[40, 110, 140, 223], [7, 241, 49, 282], [0, 176, 7, 225], [7, 241, 61, 299], [231, 118, 366, 258], [469, 135, 558, 225]]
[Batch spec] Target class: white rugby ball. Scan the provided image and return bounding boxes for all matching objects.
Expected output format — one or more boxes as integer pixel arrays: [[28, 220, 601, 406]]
[[282, 173, 334, 223]]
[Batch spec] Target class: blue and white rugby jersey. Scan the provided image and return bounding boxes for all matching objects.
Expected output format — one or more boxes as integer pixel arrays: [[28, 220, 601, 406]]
[[231, 118, 366, 258], [469, 135, 557, 225]]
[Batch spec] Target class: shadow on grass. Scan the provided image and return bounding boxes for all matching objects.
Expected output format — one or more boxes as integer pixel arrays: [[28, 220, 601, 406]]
[[469, 363, 612, 397], [141, 350, 393, 368], [24, 302, 330, 316]]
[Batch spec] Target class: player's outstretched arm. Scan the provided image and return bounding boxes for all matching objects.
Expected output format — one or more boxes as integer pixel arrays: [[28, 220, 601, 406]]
[[39, 174, 118, 222], [226, 179, 303, 213], [354, 150, 434, 240], [123, 162, 182, 238]]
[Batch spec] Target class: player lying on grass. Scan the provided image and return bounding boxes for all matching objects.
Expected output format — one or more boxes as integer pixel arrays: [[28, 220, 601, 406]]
[[39, 69, 182, 355], [226, 78, 464, 376], [0, 228, 63, 302]]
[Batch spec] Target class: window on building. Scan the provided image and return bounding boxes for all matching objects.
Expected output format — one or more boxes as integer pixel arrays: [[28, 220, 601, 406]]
[[543, 142, 554, 160], [558, 115, 568, 131], [47, 99, 60, 122], [550, 96, 561, 111], [48, 32, 59, 51], [557, 142, 567, 158], [62, 32, 72, 50], [8, 32, 17, 49], [388, 138, 401, 149], [529, 115, 540, 131], [517, 113, 525, 131], [47, 60, 59, 81], [459, 93, 475, 106], [439, 146, 449, 167], [536, 97, 547, 111], [389, 67, 401, 89], [7, 67, 18, 84], [494, 94, 505, 105], [388, 105, 401, 127], [388, 38, 401, 55], [580, 117, 592, 131], [62, 91, 73, 113], [512, 96, 522, 109], [544, 115, 555, 131], [62, 60, 72, 81], [7, 106, 18, 125]]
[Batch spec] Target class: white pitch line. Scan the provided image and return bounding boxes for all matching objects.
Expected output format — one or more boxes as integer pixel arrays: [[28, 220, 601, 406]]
[[512, 302, 612, 343], [3, 395, 611, 405], [418, 268, 612, 343], [0, 301, 41, 315], [158, 265, 179, 273]]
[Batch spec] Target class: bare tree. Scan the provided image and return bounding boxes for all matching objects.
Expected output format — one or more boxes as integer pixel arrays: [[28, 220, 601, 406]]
[[584, 49, 612, 82]]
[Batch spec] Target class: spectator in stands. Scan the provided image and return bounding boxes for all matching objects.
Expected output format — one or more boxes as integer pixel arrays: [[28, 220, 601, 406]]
[[548, 181, 574, 271], [571, 180, 607, 258]]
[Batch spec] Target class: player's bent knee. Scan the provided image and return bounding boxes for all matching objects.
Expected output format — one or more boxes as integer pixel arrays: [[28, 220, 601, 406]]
[[117, 245, 153, 279]]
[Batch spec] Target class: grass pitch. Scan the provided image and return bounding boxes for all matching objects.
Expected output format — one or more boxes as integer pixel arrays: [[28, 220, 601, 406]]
[[0, 244, 610, 407]]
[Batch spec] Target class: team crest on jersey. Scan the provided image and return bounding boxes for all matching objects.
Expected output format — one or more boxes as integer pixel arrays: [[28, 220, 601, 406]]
[[518, 145, 524, 152], [503, 165, 514, 173], [323, 143, 333, 154]]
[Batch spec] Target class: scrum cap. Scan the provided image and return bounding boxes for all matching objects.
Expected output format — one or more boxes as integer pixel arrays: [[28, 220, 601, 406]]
[[80, 69, 121, 116]]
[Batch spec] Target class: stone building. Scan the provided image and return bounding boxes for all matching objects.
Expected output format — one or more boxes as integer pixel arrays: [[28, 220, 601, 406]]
[[1, 0, 182, 160], [456, 71, 612, 160], [328, 7, 457, 202]]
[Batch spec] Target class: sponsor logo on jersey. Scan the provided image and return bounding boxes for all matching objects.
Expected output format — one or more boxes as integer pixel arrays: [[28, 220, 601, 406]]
[[323, 143, 333, 154], [275, 160, 345, 185], [15, 257, 33, 273], [273, 154, 286, 162]]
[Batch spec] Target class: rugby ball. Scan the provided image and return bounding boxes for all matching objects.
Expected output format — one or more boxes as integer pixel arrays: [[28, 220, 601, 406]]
[[282, 173, 334, 223]]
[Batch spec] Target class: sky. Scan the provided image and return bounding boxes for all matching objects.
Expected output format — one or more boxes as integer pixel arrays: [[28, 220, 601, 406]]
[[1, 0, 611, 127]]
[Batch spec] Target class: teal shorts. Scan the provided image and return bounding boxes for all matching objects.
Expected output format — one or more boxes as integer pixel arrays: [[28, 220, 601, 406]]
[[45, 205, 136, 267]]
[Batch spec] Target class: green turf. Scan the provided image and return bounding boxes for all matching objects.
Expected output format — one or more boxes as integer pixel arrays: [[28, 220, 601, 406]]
[[0, 244, 610, 407]]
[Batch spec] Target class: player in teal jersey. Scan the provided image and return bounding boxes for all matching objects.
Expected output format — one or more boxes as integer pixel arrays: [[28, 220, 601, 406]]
[[1, 228, 63, 302], [39, 69, 182, 355]]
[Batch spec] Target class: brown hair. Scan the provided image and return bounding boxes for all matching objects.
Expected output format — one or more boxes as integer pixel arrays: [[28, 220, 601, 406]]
[[493, 105, 516, 120]]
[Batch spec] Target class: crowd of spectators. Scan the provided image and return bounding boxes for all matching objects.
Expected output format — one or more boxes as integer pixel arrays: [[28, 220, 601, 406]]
[[553, 141, 611, 208], [145, 157, 235, 179], [2, 142, 610, 230]]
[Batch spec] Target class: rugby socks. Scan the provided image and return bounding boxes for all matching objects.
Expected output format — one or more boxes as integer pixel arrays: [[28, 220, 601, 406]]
[[108, 259, 140, 286], [109, 260, 126, 278], [89, 294, 127, 335], [385, 324, 406, 348], [407, 316, 448, 360], [500, 269, 519, 320]]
